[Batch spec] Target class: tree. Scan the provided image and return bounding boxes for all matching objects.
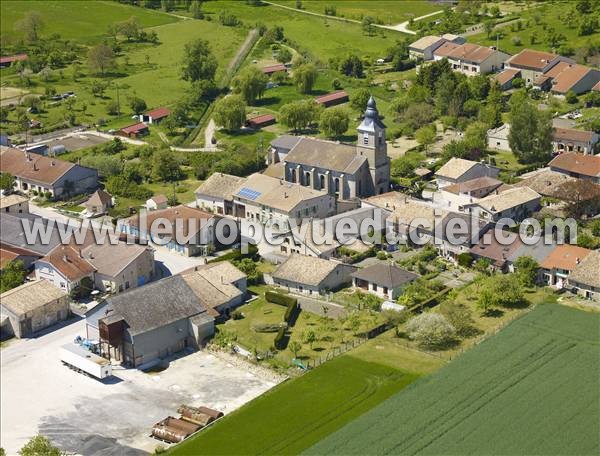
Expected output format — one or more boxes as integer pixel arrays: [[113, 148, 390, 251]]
[[339, 54, 364, 78], [106, 100, 119, 115], [351, 88, 371, 112], [18, 436, 64, 456], [292, 64, 317, 93], [441, 302, 477, 338], [484, 20, 494, 39], [129, 97, 147, 115], [0, 173, 16, 194], [514, 256, 539, 287], [508, 91, 552, 163], [362, 16, 375, 36], [232, 66, 268, 104], [190, 0, 204, 19], [477, 274, 524, 314], [116, 16, 141, 41], [276, 48, 292, 64], [319, 107, 349, 138], [181, 39, 218, 82], [415, 125, 436, 152], [234, 258, 261, 284], [288, 340, 301, 358], [214, 95, 246, 131], [480, 81, 503, 128], [87, 44, 116, 75], [565, 90, 578, 104], [22, 95, 41, 113], [152, 149, 183, 181], [15, 11, 44, 42], [557, 179, 600, 218], [280, 99, 320, 132], [303, 330, 316, 349], [0, 260, 26, 293], [405, 313, 456, 350]]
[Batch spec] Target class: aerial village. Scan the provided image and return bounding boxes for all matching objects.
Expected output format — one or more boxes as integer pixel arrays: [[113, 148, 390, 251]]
[[0, 1, 599, 455]]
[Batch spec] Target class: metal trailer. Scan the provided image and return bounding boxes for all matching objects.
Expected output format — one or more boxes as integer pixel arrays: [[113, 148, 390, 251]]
[[60, 344, 113, 380], [151, 417, 200, 444]]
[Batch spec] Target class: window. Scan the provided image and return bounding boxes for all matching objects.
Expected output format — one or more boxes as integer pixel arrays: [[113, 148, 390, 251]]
[[363, 133, 369, 145], [320, 175, 325, 189], [335, 178, 340, 193], [305, 172, 311, 186]]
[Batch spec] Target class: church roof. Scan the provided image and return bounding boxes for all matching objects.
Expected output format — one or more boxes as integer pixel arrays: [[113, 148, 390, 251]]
[[285, 138, 367, 174]]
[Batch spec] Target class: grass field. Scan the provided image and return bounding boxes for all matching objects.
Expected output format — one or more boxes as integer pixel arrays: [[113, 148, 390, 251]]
[[170, 353, 426, 456], [0, 0, 177, 44], [307, 304, 600, 455], [270, 0, 440, 25]]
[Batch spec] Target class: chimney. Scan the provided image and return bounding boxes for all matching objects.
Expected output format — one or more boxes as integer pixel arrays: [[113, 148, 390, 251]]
[[576, 257, 580, 264], [63, 254, 68, 262], [33, 162, 38, 171], [284, 192, 288, 198]]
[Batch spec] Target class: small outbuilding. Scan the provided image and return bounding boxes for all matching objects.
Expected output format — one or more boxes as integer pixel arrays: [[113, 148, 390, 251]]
[[246, 114, 276, 129], [352, 263, 418, 300], [83, 189, 113, 216], [140, 107, 171, 124], [315, 91, 349, 107], [146, 194, 168, 211], [118, 122, 149, 138]]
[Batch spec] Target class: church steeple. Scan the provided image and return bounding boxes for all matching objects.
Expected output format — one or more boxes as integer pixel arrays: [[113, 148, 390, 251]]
[[357, 95, 387, 167]]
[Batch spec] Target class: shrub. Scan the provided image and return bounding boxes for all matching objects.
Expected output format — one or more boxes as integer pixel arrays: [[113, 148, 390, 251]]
[[376, 251, 387, 260], [405, 313, 456, 350], [457, 252, 473, 268], [265, 290, 297, 307], [253, 323, 285, 333], [274, 326, 287, 349], [231, 309, 243, 320]]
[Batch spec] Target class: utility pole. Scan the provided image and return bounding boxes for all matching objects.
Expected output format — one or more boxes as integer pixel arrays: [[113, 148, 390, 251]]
[[115, 82, 121, 116]]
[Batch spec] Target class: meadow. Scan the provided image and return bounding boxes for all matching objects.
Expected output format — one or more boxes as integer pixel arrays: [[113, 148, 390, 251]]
[[170, 351, 430, 456], [306, 304, 600, 455], [0, 0, 177, 44]]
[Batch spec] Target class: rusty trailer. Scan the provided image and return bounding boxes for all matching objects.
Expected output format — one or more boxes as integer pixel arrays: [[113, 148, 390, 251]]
[[151, 416, 200, 444]]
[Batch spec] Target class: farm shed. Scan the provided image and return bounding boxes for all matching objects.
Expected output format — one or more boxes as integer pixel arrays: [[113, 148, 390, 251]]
[[140, 107, 171, 124], [117, 122, 149, 138], [315, 91, 349, 107], [246, 114, 276, 129]]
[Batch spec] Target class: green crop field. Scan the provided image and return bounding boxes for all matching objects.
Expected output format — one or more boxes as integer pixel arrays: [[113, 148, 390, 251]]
[[170, 352, 433, 456], [1, 0, 177, 44], [307, 304, 600, 456]]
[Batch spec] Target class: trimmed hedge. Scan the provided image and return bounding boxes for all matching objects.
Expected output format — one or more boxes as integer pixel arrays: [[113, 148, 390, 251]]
[[265, 291, 297, 307], [274, 326, 287, 350]]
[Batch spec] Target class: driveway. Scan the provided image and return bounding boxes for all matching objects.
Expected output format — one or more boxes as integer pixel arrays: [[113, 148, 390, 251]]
[[1, 320, 281, 455]]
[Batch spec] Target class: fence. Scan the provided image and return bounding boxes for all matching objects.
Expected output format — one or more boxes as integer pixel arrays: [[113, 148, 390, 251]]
[[305, 337, 368, 369]]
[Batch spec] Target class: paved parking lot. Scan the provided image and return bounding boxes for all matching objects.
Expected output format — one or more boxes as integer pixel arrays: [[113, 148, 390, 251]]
[[1, 319, 281, 455]]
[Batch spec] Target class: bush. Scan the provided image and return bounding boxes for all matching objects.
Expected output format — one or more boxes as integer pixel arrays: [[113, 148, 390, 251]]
[[405, 312, 456, 350], [376, 251, 388, 260], [253, 323, 285, 333], [457, 252, 473, 268], [231, 309, 243, 320]]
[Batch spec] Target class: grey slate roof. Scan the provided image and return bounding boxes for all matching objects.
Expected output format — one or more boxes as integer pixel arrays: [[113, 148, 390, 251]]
[[285, 138, 367, 174], [102, 275, 207, 336], [0, 213, 63, 256], [271, 135, 302, 151], [352, 263, 418, 289], [507, 240, 557, 264]]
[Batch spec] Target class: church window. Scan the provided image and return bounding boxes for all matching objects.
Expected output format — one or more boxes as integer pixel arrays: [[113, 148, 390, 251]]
[[305, 172, 311, 186], [320, 175, 325, 189], [363, 133, 369, 145]]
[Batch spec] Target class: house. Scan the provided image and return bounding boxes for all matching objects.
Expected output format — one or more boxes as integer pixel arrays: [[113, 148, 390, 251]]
[[435, 157, 500, 188], [315, 90, 349, 107], [439, 176, 504, 212], [0, 146, 99, 199], [195, 173, 246, 216], [246, 114, 276, 129], [548, 153, 600, 184], [181, 261, 247, 317], [140, 107, 171, 124], [276, 97, 390, 199], [434, 212, 491, 260], [83, 189, 113, 216], [433, 42, 510, 76], [1, 194, 29, 214], [505, 49, 573, 87], [34, 245, 96, 293], [232, 173, 336, 231], [541, 62, 600, 95], [493, 68, 521, 90], [460, 187, 541, 222], [0, 280, 69, 339], [540, 244, 591, 289], [262, 63, 287, 75], [272, 255, 355, 295], [146, 194, 168, 211], [0, 53, 27, 68], [118, 122, 149, 138], [568, 251, 600, 301], [469, 232, 524, 271], [118, 205, 221, 256], [507, 240, 557, 274], [90, 275, 214, 368], [0, 214, 63, 257], [352, 263, 418, 300], [552, 128, 599, 155], [408, 35, 446, 61], [487, 124, 511, 151], [510, 168, 576, 199], [0, 244, 40, 271]]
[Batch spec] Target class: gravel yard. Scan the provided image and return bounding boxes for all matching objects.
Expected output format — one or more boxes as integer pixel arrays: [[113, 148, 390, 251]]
[[1, 319, 281, 455]]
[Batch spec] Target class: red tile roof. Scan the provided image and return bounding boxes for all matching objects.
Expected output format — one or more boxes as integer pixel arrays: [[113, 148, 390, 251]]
[[247, 114, 275, 127], [507, 49, 558, 70], [544, 62, 595, 94], [40, 245, 96, 281], [120, 123, 148, 134], [315, 91, 349, 104], [494, 68, 520, 86], [444, 43, 495, 63], [553, 127, 595, 143], [541, 245, 591, 271], [145, 107, 171, 119], [549, 153, 600, 178], [433, 41, 461, 58], [262, 64, 286, 74], [0, 146, 75, 186], [0, 54, 28, 64]]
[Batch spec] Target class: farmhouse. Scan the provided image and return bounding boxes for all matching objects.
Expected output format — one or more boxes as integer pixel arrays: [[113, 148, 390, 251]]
[[486, 124, 510, 151], [510, 169, 575, 199], [548, 153, 600, 184], [435, 212, 491, 260], [272, 255, 355, 295], [408, 35, 446, 61], [315, 91, 349, 107], [552, 128, 599, 155], [568, 251, 600, 301], [118, 122, 149, 138], [435, 157, 500, 188], [272, 97, 390, 199], [195, 173, 246, 215], [505, 49, 573, 87], [246, 114, 276, 129], [1, 194, 29, 214], [83, 189, 113, 216], [118, 205, 221, 256], [181, 261, 247, 317], [0, 280, 69, 339], [433, 42, 509, 76], [139, 107, 170, 124], [540, 244, 591, 289], [352, 263, 418, 300], [145, 194, 168, 211], [89, 275, 214, 368], [0, 146, 99, 199]]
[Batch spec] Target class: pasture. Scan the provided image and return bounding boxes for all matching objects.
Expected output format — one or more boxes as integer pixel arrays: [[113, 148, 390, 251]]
[[170, 354, 422, 456], [0, 0, 177, 44], [306, 304, 600, 455]]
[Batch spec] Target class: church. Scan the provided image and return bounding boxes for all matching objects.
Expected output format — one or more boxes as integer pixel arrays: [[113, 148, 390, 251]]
[[267, 97, 391, 200]]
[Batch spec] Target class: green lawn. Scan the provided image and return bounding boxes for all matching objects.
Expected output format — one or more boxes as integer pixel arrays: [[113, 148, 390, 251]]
[[307, 304, 600, 455], [271, 1, 441, 25], [1, 0, 177, 44], [170, 355, 420, 456]]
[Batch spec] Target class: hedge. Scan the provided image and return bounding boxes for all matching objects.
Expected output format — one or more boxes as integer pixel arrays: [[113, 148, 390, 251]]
[[265, 291, 297, 307], [274, 326, 287, 350]]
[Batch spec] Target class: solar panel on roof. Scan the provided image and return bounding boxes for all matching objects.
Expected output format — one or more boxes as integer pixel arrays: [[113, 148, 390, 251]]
[[237, 187, 261, 200]]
